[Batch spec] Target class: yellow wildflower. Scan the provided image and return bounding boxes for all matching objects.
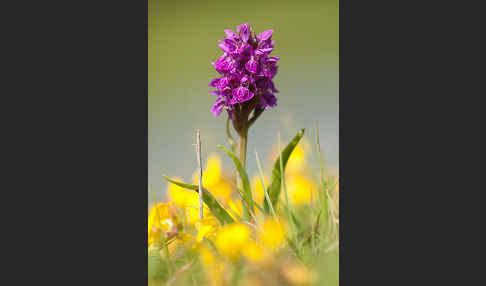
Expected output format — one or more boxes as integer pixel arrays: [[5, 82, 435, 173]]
[[194, 154, 222, 186], [167, 176, 198, 209], [163, 233, 196, 256], [199, 244, 217, 266], [242, 241, 264, 262], [185, 202, 212, 226], [195, 216, 220, 242], [286, 174, 317, 206], [209, 181, 233, 203], [215, 223, 250, 261], [147, 202, 179, 247], [165, 177, 213, 226], [259, 219, 286, 251], [193, 154, 233, 202], [286, 142, 307, 173], [270, 139, 310, 174]]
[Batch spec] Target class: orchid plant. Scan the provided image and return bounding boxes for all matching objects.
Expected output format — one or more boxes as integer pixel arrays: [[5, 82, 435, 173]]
[[209, 23, 279, 167], [163, 23, 305, 223]]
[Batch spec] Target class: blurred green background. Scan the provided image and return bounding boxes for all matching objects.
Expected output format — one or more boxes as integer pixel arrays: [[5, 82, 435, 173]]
[[149, 0, 338, 201]]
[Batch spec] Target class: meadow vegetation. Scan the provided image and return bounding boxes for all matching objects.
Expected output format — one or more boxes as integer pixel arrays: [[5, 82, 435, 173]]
[[148, 128, 339, 286]]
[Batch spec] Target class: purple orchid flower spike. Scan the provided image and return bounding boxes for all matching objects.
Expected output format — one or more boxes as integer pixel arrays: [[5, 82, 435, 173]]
[[209, 23, 279, 120], [209, 23, 279, 168]]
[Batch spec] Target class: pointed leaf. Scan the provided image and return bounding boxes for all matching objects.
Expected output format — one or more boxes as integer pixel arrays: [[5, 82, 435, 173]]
[[162, 175, 234, 225], [263, 129, 305, 211]]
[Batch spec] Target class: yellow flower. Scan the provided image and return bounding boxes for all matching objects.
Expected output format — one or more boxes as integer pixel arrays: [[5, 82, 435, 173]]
[[167, 176, 198, 209], [242, 241, 264, 262], [286, 174, 317, 206], [163, 233, 196, 256], [287, 143, 306, 173], [271, 139, 310, 174], [185, 198, 218, 226], [259, 219, 286, 251], [147, 202, 179, 246], [193, 154, 233, 203], [165, 177, 216, 226], [193, 154, 222, 186], [215, 223, 250, 260], [210, 181, 233, 203], [195, 216, 220, 242], [199, 244, 217, 266]]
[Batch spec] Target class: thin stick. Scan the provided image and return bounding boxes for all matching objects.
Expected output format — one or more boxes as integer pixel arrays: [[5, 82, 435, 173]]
[[196, 130, 203, 220]]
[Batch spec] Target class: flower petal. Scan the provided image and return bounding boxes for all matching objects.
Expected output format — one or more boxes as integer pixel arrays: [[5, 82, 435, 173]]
[[257, 29, 273, 41]]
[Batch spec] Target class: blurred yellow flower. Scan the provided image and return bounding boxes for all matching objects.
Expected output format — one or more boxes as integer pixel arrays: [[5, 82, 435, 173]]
[[147, 202, 179, 246], [199, 244, 217, 266], [167, 176, 198, 209], [242, 241, 264, 262], [193, 154, 233, 203], [195, 216, 220, 242], [286, 143, 307, 173], [158, 233, 197, 258], [193, 154, 222, 186], [210, 181, 233, 203], [286, 175, 317, 206], [270, 139, 311, 174], [185, 203, 211, 226], [166, 176, 217, 226], [215, 223, 250, 260], [259, 219, 286, 251]]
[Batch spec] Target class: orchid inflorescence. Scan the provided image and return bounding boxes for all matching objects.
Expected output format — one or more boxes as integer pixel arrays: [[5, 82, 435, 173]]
[[209, 23, 279, 135]]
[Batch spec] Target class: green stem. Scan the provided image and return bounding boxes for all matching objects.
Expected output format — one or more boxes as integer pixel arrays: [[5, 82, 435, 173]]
[[239, 129, 248, 168], [238, 127, 249, 220]]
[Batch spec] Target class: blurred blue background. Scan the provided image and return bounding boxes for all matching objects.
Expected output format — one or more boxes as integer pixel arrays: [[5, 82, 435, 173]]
[[149, 0, 338, 201]]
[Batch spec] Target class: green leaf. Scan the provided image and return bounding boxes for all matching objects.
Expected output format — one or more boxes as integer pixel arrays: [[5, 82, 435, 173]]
[[263, 129, 305, 212], [162, 175, 234, 225], [217, 145, 254, 219]]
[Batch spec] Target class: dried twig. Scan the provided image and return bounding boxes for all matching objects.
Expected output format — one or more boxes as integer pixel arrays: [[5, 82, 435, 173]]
[[196, 130, 204, 220]]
